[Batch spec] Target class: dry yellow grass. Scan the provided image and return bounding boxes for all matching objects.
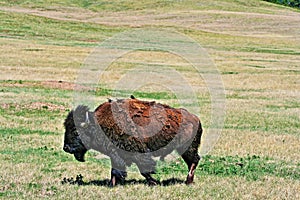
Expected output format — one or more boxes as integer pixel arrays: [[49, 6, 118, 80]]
[[0, 38, 90, 81]]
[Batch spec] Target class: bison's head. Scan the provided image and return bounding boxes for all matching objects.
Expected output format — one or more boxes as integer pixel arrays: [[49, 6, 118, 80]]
[[63, 105, 92, 162]]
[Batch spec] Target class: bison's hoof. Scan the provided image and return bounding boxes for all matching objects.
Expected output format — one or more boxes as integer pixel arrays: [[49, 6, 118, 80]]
[[185, 178, 195, 185], [185, 181, 195, 185], [109, 175, 116, 187], [185, 174, 195, 185], [147, 179, 160, 186], [111, 169, 127, 180]]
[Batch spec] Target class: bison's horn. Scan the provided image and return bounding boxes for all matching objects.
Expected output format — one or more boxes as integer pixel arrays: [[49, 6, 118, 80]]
[[85, 111, 90, 124], [80, 112, 90, 128]]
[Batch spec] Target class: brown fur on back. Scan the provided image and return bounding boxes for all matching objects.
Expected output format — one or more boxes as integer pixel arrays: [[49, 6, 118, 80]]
[[94, 98, 201, 155]]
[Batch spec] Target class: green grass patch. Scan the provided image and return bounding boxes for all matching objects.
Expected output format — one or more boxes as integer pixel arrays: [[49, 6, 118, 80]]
[[95, 87, 177, 100], [199, 155, 300, 180], [0, 0, 285, 13], [0, 83, 72, 97], [0, 145, 72, 164], [0, 0, 176, 11], [226, 89, 273, 100], [0, 11, 123, 46], [156, 155, 300, 181], [266, 101, 300, 111], [242, 47, 300, 55], [225, 110, 300, 135], [0, 104, 66, 124], [0, 127, 59, 136], [132, 91, 177, 100], [0, 105, 61, 117], [0, 191, 23, 198]]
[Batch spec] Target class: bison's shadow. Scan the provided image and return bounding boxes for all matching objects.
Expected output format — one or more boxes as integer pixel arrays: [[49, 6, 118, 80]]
[[62, 175, 185, 187]]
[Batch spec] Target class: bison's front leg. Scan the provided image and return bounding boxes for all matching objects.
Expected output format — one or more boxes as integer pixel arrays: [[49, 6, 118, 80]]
[[110, 168, 127, 187], [109, 151, 127, 187], [141, 172, 160, 186]]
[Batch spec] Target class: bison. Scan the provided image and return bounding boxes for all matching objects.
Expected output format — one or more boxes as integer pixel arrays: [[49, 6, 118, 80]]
[[63, 96, 202, 187]]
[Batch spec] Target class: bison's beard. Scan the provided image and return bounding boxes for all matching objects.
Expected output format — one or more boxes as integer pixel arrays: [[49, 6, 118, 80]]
[[74, 149, 87, 162], [73, 143, 88, 162]]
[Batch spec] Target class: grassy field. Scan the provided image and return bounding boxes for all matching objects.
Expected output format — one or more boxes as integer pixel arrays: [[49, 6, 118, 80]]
[[0, 0, 299, 199]]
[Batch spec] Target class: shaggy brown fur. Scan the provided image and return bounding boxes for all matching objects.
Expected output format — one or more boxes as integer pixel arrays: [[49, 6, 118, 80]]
[[63, 97, 202, 187]]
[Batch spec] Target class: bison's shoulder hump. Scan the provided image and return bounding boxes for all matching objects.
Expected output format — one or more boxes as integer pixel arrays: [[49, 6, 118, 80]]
[[74, 105, 90, 113]]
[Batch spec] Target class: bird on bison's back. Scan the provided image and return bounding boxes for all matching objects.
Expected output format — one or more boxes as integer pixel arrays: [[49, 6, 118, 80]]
[[63, 96, 202, 187]]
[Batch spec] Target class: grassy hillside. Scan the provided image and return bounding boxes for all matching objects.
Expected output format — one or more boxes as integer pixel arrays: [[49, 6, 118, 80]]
[[0, 0, 283, 12], [0, 0, 299, 199]]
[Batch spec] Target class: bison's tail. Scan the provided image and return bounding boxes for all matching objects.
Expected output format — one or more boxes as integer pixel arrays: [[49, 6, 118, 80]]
[[196, 120, 203, 146]]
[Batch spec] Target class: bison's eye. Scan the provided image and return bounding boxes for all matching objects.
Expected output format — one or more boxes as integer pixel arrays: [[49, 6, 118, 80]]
[[74, 131, 79, 136]]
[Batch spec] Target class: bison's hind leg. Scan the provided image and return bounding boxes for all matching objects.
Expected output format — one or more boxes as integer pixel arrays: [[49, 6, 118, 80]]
[[180, 148, 200, 185], [179, 121, 202, 185]]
